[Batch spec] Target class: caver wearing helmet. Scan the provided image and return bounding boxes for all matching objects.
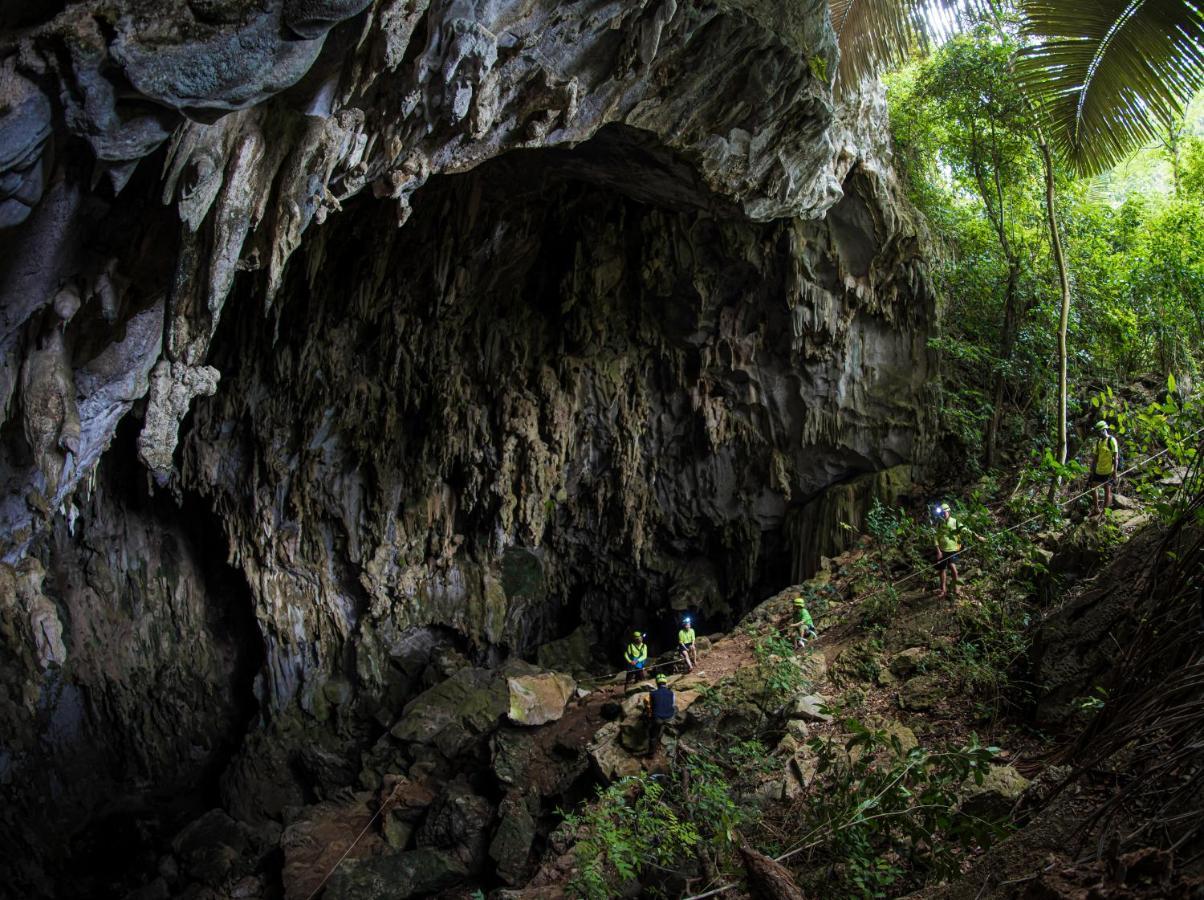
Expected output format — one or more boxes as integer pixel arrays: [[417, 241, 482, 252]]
[[645, 670, 677, 757], [1088, 420, 1121, 515], [624, 631, 648, 686], [790, 595, 817, 649], [677, 615, 698, 672], [933, 501, 973, 599]]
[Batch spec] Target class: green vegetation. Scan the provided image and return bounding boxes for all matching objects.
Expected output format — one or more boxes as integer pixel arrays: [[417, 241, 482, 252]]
[[560, 8, 1204, 897], [564, 724, 1006, 899], [889, 20, 1204, 480], [795, 724, 1004, 896], [563, 740, 773, 899], [563, 776, 702, 900], [752, 629, 809, 703]]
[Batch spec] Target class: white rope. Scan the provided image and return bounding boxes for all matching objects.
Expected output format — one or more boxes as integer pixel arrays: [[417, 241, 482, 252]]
[[849, 425, 1204, 606], [303, 782, 403, 900], [678, 427, 1204, 900]]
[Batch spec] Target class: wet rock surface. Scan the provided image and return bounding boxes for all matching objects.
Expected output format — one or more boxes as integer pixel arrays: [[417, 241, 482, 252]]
[[0, 0, 940, 895]]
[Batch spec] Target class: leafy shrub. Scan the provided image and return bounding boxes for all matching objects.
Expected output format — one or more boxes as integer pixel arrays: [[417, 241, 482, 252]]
[[564, 742, 775, 897], [859, 583, 900, 628], [794, 721, 1006, 896], [866, 499, 911, 547], [563, 777, 701, 900], [753, 629, 809, 704], [938, 594, 1033, 716]]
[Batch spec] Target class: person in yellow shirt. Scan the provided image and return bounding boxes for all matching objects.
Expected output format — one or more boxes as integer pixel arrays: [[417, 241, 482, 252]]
[[1087, 420, 1121, 515], [677, 616, 697, 671], [932, 501, 969, 598], [624, 631, 648, 686]]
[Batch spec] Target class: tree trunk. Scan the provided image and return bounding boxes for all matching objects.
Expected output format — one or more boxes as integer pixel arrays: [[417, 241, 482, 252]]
[[1039, 138, 1072, 470]]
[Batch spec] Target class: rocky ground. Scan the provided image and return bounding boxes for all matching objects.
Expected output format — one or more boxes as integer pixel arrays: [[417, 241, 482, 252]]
[[250, 543, 1046, 900], [14, 480, 1193, 900]]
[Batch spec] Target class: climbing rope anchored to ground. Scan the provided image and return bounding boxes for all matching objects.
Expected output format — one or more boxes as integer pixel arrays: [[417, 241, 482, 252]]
[[580, 427, 1204, 692], [302, 781, 404, 900], [846, 424, 1204, 610], [678, 430, 1204, 898]]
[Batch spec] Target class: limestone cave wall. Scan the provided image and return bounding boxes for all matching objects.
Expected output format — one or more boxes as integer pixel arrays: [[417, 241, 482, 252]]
[[0, 0, 937, 894]]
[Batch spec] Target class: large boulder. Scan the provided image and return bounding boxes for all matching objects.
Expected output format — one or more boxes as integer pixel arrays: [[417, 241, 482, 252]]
[[491, 727, 540, 787], [280, 796, 381, 900], [380, 775, 437, 851], [899, 675, 943, 712], [171, 809, 253, 887], [391, 667, 508, 758], [537, 626, 596, 675], [787, 692, 832, 723], [588, 722, 644, 782], [490, 793, 537, 885], [415, 778, 494, 872], [958, 765, 1030, 823], [506, 672, 576, 726], [889, 647, 928, 678], [322, 848, 467, 900]]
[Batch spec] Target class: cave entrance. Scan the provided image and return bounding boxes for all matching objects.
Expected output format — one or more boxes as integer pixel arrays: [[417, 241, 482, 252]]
[[248, 122, 805, 670]]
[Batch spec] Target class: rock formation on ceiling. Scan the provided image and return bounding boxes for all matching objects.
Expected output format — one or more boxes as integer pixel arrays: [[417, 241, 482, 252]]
[[0, 0, 936, 895]]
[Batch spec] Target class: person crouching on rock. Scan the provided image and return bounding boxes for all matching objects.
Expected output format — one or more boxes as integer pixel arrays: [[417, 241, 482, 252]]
[[624, 631, 649, 686], [791, 595, 817, 649], [645, 673, 676, 757]]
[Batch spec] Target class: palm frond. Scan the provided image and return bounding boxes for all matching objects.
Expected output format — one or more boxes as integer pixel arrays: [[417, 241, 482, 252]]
[[831, 0, 928, 88], [831, 0, 982, 93], [1016, 0, 1204, 176]]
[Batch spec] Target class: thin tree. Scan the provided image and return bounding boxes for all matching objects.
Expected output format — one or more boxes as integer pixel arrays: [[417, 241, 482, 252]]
[[833, 0, 1204, 467]]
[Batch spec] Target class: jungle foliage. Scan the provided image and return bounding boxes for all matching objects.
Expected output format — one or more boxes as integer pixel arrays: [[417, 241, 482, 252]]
[[888, 22, 1204, 477]]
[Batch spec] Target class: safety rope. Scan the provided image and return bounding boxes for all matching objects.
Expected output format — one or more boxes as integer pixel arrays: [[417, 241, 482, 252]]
[[845, 425, 1204, 608], [678, 426, 1204, 900], [576, 427, 1203, 690], [575, 654, 688, 687], [302, 429, 1200, 900], [303, 781, 403, 900]]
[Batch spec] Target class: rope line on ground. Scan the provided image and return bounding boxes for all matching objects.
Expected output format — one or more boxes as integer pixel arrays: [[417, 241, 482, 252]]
[[303, 782, 403, 900], [580, 427, 1203, 689], [678, 428, 1204, 900], [305, 430, 1201, 900], [846, 425, 1204, 609]]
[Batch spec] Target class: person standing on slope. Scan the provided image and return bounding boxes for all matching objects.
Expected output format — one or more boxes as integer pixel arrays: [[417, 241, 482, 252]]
[[1087, 420, 1121, 515], [932, 501, 968, 598], [644, 673, 676, 756]]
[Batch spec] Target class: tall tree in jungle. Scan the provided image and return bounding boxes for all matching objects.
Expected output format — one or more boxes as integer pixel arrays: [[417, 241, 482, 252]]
[[834, 0, 1204, 466], [899, 29, 1041, 467]]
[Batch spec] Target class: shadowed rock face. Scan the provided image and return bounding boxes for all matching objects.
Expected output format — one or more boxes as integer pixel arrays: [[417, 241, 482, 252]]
[[0, 0, 936, 893], [182, 146, 933, 724]]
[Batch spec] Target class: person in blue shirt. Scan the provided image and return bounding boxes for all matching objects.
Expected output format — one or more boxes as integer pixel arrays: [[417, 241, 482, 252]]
[[644, 673, 676, 756]]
